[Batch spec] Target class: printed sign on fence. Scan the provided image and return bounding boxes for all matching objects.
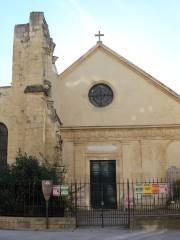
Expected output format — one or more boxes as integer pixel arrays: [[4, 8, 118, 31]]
[[135, 183, 144, 194], [143, 184, 152, 194], [60, 185, 69, 196], [135, 183, 168, 195], [53, 185, 60, 197], [159, 183, 168, 194], [152, 184, 160, 194]]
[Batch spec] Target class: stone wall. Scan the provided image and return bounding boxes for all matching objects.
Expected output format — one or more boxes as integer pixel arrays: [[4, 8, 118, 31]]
[[61, 126, 180, 181], [0, 217, 75, 230], [131, 216, 180, 230]]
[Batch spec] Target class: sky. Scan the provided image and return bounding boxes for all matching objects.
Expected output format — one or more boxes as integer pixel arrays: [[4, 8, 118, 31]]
[[0, 0, 180, 94]]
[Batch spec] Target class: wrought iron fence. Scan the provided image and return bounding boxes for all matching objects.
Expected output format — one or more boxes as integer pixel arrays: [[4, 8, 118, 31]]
[[72, 179, 180, 227], [0, 179, 180, 227], [132, 179, 180, 216], [0, 182, 73, 217]]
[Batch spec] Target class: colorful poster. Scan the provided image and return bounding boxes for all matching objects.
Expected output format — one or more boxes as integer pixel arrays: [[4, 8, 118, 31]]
[[152, 184, 160, 194], [135, 183, 168, 195], [53, 185, 60, 197], [159, 183, 168, 194], [135, 183, 144, 194], [60, 185, 69, 196], [143, 184, 152, 194]]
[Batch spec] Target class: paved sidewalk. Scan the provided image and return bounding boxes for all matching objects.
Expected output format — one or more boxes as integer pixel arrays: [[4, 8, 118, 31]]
[[0, 227, 180, 240]]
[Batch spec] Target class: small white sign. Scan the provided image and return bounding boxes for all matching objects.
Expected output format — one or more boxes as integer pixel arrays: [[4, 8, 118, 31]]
[[53, 185, 60, 197], [60, 185, 69, 196]]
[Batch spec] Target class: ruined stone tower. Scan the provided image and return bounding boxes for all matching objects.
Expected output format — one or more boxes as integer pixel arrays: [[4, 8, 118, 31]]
[[0, 12, 60, 165]]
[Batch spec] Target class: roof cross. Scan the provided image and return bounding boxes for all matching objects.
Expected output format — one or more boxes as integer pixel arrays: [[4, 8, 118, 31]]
[[95, 30, 104, 44]]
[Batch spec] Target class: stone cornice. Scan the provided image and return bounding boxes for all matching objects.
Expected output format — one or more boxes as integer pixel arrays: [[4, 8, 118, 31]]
[[0, 86, 11, 89], [61, 124, 180, 130], [61, 125, 180, 140]]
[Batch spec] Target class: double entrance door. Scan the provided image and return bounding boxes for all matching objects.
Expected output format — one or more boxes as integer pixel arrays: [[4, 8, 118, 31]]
[[90, 160, 117, 209]]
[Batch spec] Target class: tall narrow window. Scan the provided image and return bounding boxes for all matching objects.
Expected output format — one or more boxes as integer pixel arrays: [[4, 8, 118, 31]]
[[0, 123, 8, 166]]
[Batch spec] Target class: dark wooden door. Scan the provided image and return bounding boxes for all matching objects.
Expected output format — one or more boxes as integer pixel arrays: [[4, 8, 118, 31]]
[[90, 160, 117, 208]]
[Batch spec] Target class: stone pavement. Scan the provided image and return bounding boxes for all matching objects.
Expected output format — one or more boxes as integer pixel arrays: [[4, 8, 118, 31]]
[[0, 227, 180, 240]]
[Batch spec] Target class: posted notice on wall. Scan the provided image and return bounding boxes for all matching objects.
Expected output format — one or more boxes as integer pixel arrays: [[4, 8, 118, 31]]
[[53, 185, 60, 196], [135, 183, 168, 195], [52, 185, 69, 197]]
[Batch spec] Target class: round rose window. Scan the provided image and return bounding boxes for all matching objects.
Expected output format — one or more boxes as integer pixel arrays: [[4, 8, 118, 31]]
[[88, 83, 113, 107]]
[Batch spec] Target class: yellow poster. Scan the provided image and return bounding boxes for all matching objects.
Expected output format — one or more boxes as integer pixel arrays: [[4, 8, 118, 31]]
[[143, 184, 152, 194]]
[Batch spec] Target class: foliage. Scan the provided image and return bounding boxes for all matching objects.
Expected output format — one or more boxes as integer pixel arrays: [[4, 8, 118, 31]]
[[0, 152, 59, 184], [0, 165, 11, 184], [11, 152, 58, 184], [0, 152, 68, 216]]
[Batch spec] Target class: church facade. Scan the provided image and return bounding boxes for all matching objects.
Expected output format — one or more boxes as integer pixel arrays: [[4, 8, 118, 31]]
[[1, 12, 180, 183]]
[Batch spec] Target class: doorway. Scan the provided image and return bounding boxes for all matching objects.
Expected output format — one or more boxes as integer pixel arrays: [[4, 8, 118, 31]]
[[90, 160, 117, 209]]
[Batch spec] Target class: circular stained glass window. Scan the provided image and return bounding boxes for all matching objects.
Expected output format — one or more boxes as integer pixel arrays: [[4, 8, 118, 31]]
[[88, 83, 113, 107]]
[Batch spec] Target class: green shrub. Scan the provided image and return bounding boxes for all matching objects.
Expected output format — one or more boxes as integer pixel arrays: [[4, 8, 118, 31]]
[[0, 152, 65, 216]]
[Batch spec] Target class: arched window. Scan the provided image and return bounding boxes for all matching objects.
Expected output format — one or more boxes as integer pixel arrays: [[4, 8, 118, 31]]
[[0, 123, 8, 166]]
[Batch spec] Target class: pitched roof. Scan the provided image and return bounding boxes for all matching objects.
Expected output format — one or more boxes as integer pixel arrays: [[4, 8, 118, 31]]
[[59, 42, 180, 102]]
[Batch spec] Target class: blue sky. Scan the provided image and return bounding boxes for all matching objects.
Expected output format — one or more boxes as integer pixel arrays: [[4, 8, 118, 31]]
[[1, 0, 180, 93]]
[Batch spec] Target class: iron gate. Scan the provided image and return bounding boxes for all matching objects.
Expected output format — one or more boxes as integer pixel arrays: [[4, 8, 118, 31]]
[[74, 181, 131, 227]]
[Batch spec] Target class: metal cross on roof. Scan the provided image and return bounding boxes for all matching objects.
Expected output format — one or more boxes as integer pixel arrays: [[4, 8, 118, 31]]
[[95, 30, 104, 44]]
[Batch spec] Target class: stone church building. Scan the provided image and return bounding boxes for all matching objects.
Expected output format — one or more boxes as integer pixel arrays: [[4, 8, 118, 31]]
[[1, 12, 180, 183]]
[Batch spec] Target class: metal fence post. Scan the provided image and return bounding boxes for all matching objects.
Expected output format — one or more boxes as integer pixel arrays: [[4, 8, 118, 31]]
[[46, 200, 49, 229], [127, 179, 131, 228], [75, 182, 78, 228], [101, 182, 104, 228], [131, 180, 135, 231]]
